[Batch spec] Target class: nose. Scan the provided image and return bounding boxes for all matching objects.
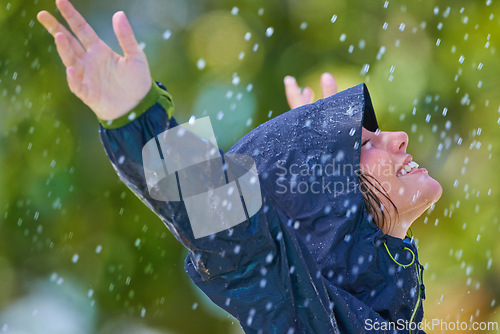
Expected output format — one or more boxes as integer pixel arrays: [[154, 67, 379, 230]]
[[385, 131, 408, 153]]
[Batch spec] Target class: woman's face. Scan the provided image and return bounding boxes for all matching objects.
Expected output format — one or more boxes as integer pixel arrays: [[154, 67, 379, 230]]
[[359, 128, 442, 237]]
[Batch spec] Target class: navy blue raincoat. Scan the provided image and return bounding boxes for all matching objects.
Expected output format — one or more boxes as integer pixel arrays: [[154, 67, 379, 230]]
[[99, 82, 426, 333]]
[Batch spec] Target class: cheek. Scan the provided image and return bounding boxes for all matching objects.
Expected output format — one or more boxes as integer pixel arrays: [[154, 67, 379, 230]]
[[360, 151, 393, 181]]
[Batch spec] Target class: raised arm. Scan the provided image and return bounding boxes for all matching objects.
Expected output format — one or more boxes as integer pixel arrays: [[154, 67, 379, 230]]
[[38, 4, 399, 331], [37, 0, 151, 121]]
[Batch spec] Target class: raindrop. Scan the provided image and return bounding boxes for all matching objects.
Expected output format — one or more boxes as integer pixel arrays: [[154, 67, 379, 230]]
[[384, 1, 389, 9], [139, 42, 146, 50], [382, 22, 388, 30], [266, 253, 274, 263], [192, 302, 198, 310], [265, 27, 274, 37], [246, 309, 256, 327], [232, 73, 240, 86], [300, 22, 308, 30], [376, 46, 386, 60], [399, 23, 405, 31], [331, 15, 338, 23], [360, 64, 370, 75], [141, 307, 146, 318], [258, 8, 264, 16], [197, 59, 206, 70], [162, 29, 172, 40], [231, 7, 239, 15], [72, 254, 79, 263]]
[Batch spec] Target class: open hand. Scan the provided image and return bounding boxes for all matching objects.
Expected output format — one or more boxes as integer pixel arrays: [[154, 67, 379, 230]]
[[37, 0, 152, 121], [284, 72, 338, 110]]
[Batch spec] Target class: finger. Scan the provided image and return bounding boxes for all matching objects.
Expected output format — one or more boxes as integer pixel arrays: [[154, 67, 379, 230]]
[[302, 87, 315, 104], [284, 76, 304, 109], [37, 10, 85, 57], [112, 11, 143, 59], [321, 72, 338, 98], [56, 0, 100, 48], [54, 32, 79, 69]]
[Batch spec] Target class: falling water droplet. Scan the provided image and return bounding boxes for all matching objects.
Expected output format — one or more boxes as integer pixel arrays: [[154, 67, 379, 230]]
[[162, 29, 172, 40], [197, 59, 206, 70]]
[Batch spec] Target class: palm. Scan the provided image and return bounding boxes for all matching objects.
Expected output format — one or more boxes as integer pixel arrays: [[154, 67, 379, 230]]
[[79, 42, 151, 119], [37, 0, 152, 120]]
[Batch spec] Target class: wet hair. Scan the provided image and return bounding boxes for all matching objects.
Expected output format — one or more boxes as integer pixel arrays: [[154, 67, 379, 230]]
[[358, 172, 398, 233]]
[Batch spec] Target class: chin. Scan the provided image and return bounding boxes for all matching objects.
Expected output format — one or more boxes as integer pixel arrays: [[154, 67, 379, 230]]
[[423, 176, 443, 206]]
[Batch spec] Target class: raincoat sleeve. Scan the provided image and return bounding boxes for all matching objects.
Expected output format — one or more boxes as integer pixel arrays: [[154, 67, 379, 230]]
[[98, 82, 402, 334]]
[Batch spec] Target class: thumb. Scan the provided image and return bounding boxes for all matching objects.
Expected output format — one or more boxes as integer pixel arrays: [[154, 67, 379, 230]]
[[112, 11, 142, 59], [321, 72, 338, 98]]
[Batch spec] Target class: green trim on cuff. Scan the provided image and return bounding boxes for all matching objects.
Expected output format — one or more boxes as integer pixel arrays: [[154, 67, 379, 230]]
[[99, 82, 174, 129]]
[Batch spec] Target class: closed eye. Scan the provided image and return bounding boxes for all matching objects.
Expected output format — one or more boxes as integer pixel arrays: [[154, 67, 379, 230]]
[[361, 139, 370, 146]]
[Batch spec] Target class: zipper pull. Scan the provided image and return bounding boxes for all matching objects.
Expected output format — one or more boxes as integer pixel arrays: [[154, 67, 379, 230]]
[[419, 263, 426, 300]]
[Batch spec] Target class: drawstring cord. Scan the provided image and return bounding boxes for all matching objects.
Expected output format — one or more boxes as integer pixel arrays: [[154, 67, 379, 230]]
[[383, 243, 415, 267], [382, 237, 425, 334]]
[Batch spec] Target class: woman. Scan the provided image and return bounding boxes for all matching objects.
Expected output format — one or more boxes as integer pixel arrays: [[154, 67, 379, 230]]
[[37, 1, 442, 333]]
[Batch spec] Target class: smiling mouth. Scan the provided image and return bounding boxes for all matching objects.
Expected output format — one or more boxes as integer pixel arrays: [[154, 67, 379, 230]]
[[396, 160, 420, 177]]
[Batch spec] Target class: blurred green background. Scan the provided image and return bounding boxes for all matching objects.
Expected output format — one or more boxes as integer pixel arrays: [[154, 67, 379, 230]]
[[0, 0, 499, 333]]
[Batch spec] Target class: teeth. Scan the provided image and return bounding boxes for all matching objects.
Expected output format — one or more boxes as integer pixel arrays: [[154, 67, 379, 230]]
[[397, 160, 420, 177]]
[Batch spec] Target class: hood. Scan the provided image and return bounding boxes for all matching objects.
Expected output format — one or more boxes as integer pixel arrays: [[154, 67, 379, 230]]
[[228, 83, 379, 270]]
